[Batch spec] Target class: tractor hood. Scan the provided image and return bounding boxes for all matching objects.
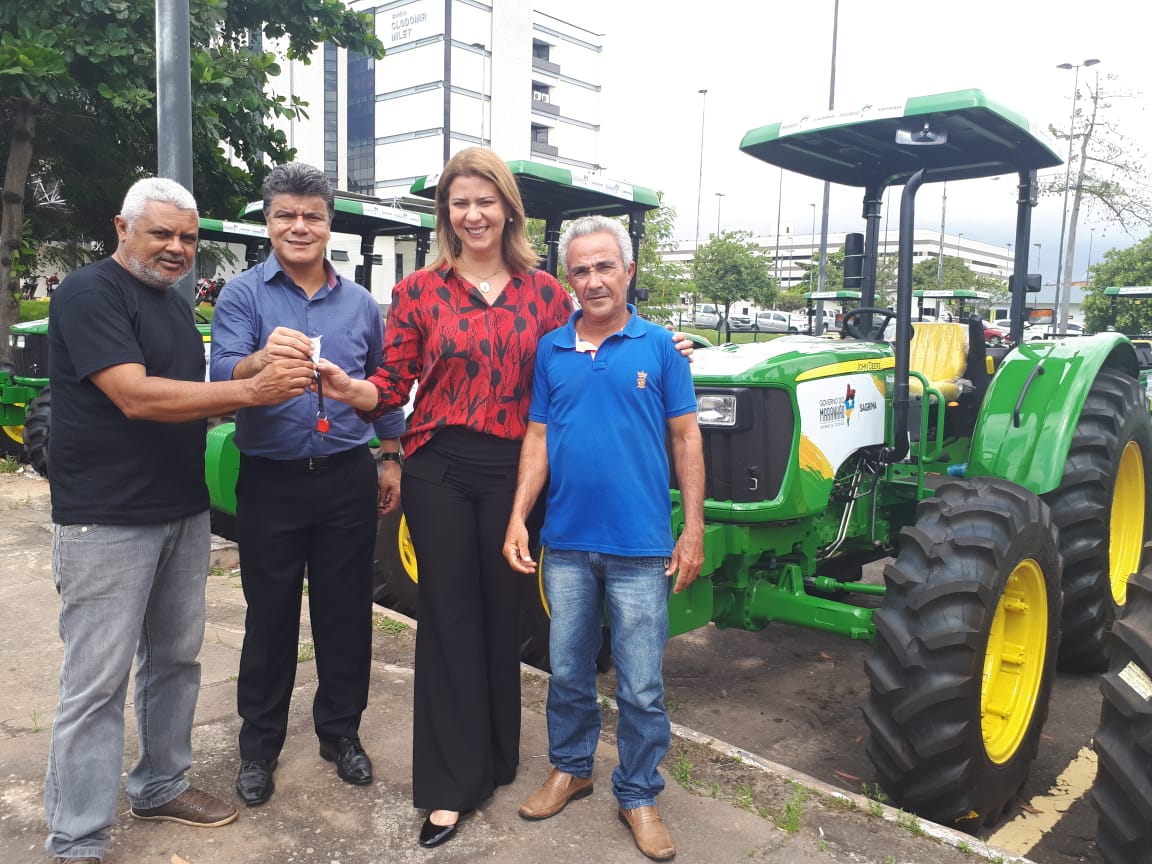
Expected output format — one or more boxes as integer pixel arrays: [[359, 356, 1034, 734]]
[[691, 336, 894, 386]]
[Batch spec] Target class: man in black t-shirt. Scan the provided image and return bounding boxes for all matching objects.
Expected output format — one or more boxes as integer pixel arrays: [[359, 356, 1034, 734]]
[[43, 177, 314, 864]]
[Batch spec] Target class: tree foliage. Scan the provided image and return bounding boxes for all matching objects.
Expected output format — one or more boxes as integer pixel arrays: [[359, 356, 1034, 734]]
[[1080, 234, 1152, 334], [0, 0, 384, 360], [692, 230, 776, 334]]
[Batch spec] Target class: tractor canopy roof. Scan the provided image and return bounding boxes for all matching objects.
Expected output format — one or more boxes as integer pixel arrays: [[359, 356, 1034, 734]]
[[411, 159, 660, 219], [914, 288, 991, 299], [1104, 286, 1152, 298], [740, 89, 1062, 187], [197, 218, 267, 243], [240, 194, 434, 237], [805, 290, 861, 301]]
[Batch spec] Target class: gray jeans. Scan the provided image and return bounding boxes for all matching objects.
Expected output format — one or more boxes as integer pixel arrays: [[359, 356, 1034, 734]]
[[44, 511, 210, 859]]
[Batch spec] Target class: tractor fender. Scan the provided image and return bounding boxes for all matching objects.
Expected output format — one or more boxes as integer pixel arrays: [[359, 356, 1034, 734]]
[[205, 421, 240, 514], [968, 334, 1142, 495]]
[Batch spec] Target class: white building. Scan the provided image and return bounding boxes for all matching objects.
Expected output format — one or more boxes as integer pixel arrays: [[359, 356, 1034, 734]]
[[251, 0, 602, 302], [265, 0, 603, 199]]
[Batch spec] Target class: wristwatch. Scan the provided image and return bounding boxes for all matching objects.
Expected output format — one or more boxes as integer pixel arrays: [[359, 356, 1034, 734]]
[[377, 451, 402, 464]]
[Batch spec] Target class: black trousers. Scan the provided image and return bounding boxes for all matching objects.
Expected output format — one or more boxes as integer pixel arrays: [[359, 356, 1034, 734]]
[[234, 447, 377, 759], [403, 430, 524, 811]]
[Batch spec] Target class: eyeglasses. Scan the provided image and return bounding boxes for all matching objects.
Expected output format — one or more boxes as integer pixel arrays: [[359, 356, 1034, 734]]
[[567, 261, 621, 283]]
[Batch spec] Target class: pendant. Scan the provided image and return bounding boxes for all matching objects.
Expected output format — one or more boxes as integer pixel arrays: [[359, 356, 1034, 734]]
[[478, 281, 491, 293]]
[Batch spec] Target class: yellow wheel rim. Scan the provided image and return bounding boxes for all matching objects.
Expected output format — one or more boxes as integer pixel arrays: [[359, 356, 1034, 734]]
[[981, 558, 1048, 765], [2, 424, 23, 447], [1109, 440, 1145, 605], [537, 550, 551, 619], [397, 515, 418, 584]]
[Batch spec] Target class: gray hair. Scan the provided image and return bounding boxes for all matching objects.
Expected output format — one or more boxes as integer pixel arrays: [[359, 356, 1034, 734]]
[[262, 162, 335, 218], [559, 215, 634, 271], [120, 178, 198, 227]]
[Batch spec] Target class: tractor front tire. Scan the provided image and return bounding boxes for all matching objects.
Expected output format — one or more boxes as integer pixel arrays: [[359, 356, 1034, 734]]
[[371, 508, 419, 618], [1044, 367, 1152, 672], [22, 387, 51, 477], [864, 477, 1061, 830], [1092, 563, 1152, 864]]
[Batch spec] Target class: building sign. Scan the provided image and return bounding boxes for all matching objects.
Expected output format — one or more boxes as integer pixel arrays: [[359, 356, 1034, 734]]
[[385, 0, 442, 48]]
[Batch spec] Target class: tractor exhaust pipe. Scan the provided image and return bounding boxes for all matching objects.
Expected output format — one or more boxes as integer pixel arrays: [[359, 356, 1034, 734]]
[[880, 168, 925, 464]]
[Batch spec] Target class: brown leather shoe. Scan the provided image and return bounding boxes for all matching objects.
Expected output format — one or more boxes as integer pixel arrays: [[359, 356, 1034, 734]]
[[130, 787, 239, 827], [618, 805, 676, 860], [518, 767, 593, 820]]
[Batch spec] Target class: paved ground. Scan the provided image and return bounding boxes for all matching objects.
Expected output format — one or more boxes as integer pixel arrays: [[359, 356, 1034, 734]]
[[0, 470, 1034, 864]]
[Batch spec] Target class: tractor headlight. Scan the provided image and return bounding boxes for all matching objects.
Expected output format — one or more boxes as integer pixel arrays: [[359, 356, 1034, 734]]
[[697, 393, 738, 427], [11, 334, 25, 349]]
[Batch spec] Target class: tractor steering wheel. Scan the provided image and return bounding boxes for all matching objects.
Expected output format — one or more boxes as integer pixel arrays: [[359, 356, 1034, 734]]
[[841, 307, 898, 341]]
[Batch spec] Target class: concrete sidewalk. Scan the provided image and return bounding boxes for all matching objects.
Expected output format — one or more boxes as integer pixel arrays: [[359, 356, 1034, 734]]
[[0, 472, 1029, 864]]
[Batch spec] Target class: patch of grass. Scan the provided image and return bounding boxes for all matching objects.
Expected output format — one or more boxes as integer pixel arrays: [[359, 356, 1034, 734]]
[[208, 564, 228, 579], [599, 694, 612, 710], [664, 693, 682, 713], [302, 579, 309, 596], [30, 710, 45, 733], [709, 783, 718, 799], [732, 782, 754, 811], [861, 782, 887, 817], [896, 809, 924, 836], [729, 753, 744, 764], [373, 614, 409, 635], [0, 456, 20, 475], [227, 674, 239, 682], [297, 639, 315, 663], [778, 783, 806, 833], [671, 750, 693, 787], [818, 839, 828, 852], [957, 840, 973, 855]]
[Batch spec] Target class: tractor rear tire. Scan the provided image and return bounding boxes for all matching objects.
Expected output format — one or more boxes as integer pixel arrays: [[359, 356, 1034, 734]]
[[22, 387, 51, 477], [371, 508, 419, 618], [1092, 563, 1152, 864], [864, 477, 1061, 830], [1044, 367, 1152, 672]]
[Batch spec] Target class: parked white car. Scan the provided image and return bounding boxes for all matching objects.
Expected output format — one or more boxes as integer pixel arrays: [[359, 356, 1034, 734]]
[[693, 303, 721, 328], [754, 310, 806, 333]]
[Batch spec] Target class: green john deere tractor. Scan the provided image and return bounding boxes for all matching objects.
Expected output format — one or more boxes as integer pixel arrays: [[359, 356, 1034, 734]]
[[655, 89, 1151, 829]]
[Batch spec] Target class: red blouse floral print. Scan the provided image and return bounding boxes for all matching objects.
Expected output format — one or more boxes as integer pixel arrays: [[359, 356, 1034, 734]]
[[359, 266, 573, 458]]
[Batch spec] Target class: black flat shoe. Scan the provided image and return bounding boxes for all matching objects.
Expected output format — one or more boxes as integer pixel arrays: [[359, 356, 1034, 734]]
[[418, 809, 473, 848], [235, 758, 277, 806], [319, 736, 373, 785]]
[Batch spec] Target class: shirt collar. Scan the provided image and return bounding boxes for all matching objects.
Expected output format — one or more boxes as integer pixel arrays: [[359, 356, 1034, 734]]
[[555, 304, 642, 348], [263, 251, 339, 293]]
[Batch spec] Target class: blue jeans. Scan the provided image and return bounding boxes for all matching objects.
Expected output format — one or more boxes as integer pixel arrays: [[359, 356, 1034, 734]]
[[44, 512, 210, 859], [543, 549, 671, 809]]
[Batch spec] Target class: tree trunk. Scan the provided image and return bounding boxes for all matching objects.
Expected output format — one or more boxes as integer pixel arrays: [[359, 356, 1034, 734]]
[[0, 100, 38, 365]]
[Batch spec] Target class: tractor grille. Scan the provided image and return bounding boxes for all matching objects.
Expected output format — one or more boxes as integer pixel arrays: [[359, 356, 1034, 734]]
[[12, 332, 48, 378], [673, 387, 794, 503]]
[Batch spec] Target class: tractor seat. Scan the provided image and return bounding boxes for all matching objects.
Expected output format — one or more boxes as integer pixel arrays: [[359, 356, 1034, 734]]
[[909, 322, 969, 401]]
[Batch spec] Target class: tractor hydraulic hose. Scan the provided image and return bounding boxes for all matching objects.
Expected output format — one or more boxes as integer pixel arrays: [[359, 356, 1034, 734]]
[[879, 168, 925, 464]]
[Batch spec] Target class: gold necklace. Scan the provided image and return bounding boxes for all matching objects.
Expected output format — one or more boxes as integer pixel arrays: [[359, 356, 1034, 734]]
[[462, 265, 505, 294]]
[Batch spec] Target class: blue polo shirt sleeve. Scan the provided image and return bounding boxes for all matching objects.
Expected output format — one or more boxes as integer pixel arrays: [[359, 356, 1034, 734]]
[[527, 336, 556, 424], [662, 336, 699, 419]]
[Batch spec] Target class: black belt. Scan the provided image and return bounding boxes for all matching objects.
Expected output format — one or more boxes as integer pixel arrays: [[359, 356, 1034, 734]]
[[246, 447, 366, 472]]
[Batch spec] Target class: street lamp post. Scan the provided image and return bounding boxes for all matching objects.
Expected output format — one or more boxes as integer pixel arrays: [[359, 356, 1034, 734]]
[[956, 233, 964, 258], [808, 203, 816, 289], [693, 89, 708, 253], [1006, 242, 1013, 280], [715, 192, 725, 236], [1087, 227, 1096, 274], [1053, 59, 1100, 335]]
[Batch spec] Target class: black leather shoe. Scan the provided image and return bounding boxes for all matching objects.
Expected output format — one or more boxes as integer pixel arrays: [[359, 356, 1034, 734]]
[[319, 736, 373, 785], [235, 758, 277, 806], [418, 809, 472, 848]]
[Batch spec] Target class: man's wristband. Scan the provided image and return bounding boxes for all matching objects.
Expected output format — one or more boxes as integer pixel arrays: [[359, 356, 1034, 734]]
[[377, 451, 402, 464]]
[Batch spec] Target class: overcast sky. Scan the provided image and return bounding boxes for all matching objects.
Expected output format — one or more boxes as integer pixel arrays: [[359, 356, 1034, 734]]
[[536, 0, 1149, 283]]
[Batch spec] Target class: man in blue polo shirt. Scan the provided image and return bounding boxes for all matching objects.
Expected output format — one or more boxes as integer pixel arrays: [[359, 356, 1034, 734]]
[[210, 162, 404, 807], [503, 215, 704, 861]]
